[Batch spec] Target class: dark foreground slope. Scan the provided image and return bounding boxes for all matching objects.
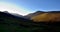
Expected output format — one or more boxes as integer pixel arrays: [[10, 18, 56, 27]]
[[0, 11, 60, 32], [0, 12, 33, 32]]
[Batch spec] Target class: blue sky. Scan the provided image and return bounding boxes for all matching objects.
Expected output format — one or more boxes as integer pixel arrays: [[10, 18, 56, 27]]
[[1, 0, 60, 11], [0, 0, 60, 15]]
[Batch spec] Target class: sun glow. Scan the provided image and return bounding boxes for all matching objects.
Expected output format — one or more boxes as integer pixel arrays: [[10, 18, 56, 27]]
[[0, 2, 30, 16]]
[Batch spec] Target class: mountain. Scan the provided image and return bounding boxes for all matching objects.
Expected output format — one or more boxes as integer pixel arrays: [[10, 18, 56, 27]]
[[0, 11, 51, 32], [10, 13, 26, 18], [3, 11, 9, 13], [24, 11, 44, 19], [3, 11, 26, 18], [0, 11, 34, 32], [0, 11, 32, 22], [31, 11, 60, 22], [0, 11, 60, 32], [48, 11, 60, 13]]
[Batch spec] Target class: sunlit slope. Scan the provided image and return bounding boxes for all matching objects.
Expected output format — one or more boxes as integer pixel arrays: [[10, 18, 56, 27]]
[[31, 13, 60, 22]]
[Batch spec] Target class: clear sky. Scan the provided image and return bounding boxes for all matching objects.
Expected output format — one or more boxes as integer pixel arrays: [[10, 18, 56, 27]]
[[0, 0, 60, 15]]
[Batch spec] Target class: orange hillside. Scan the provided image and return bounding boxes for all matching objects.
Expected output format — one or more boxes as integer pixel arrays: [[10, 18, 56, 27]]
[[31, 13, 60, 22]]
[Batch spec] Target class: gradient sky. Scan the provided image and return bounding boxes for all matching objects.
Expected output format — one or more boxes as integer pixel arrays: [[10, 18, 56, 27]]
[[0, 0, 60, 15]]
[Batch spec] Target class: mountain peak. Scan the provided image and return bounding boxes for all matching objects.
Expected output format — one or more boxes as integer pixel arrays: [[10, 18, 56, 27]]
[[24, 11, 44, 19], [34, 11, 44, 14], [3, 11, 9, 13]]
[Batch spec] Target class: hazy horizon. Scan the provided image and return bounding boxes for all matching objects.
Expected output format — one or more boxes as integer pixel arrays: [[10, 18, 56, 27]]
[[0, 0, 60, 15]]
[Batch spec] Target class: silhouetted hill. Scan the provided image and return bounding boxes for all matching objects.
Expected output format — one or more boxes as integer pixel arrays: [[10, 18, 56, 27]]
[[0, 11, 33, 32], [0, 11, 33, 23], [24, 11, 44, 19], [11, 13, 26, 18], [48, 11, 60, 13], [3, 11, 9, 13], [3, 11, 25, 18]]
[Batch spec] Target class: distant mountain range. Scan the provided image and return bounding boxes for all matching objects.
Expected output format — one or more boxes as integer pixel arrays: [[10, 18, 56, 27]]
[[2, 10, 60, 23], [2, 11, 60, 22]]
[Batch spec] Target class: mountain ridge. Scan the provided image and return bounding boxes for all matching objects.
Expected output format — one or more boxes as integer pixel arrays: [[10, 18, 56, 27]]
[[24, 11, 44, 19], [30, 11, 60, 22], [0, 11, 60, 32]]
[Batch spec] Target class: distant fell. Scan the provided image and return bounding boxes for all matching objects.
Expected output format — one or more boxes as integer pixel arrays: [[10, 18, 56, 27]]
[[31, 11, 60, 22], [24, 11, 44, 19]]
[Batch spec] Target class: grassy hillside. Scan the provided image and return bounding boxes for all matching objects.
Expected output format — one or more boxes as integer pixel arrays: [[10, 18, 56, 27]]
[[0, 12, 60, 32], [0, 12, 49, 32], [31, 13, 60, 22]]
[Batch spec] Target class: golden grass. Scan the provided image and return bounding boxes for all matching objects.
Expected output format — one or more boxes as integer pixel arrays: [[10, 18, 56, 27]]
[[31, 13, 60, 22]]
